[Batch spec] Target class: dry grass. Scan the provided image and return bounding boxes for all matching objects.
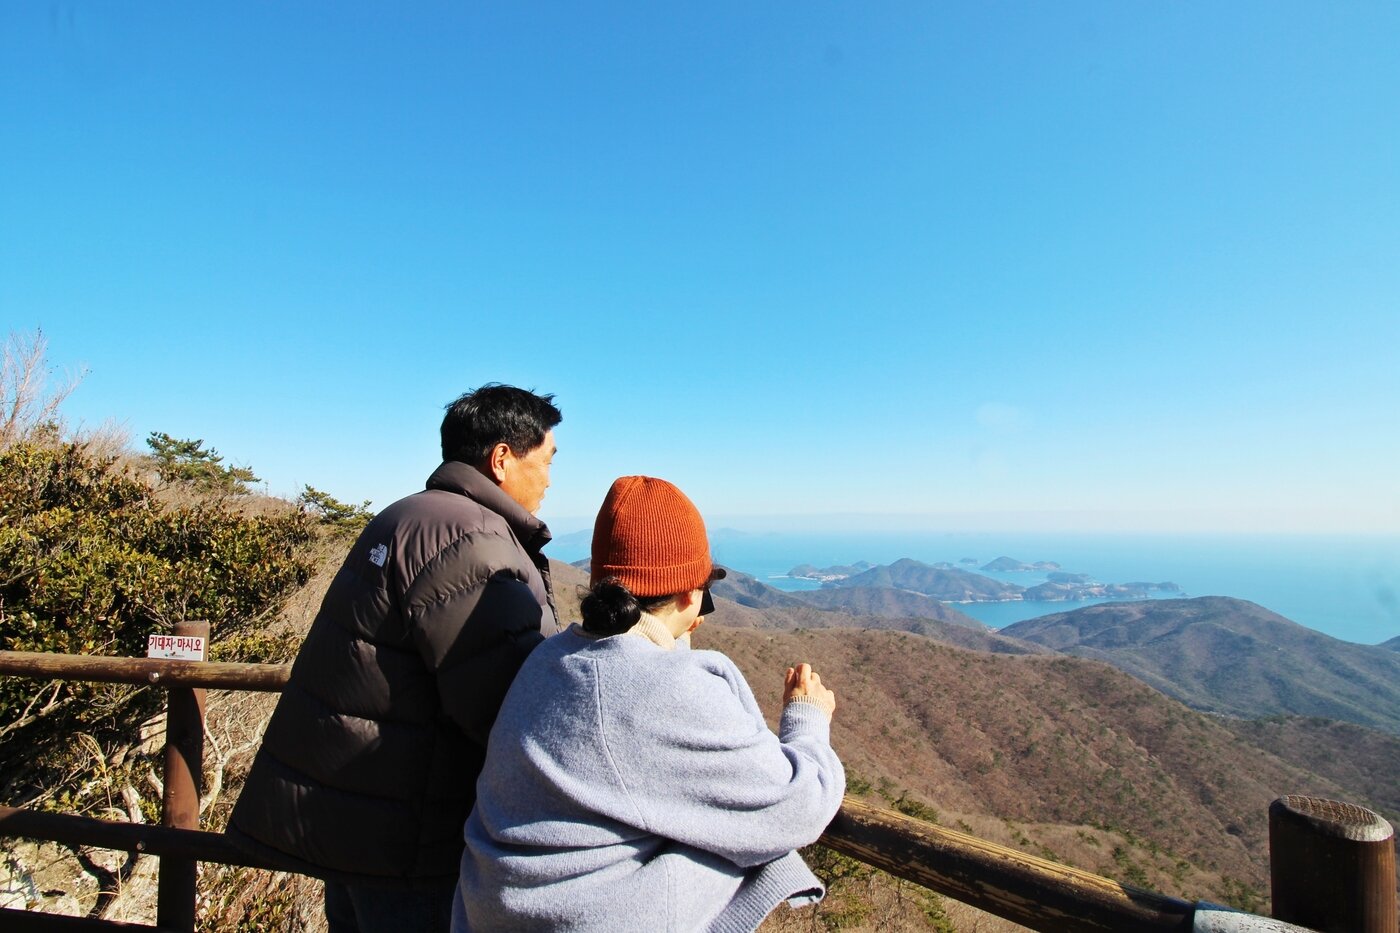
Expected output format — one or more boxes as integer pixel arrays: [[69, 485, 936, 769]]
[[691, 622, 1389, 913]]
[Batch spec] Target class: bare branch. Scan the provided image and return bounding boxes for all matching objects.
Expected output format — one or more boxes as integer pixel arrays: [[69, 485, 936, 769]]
[[0, 682, 74, 740], [200, 713, 270, 816], [0, 328, 87, 448], [120, 783, 145, 824]]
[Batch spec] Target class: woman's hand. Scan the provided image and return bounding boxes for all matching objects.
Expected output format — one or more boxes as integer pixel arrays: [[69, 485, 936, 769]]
[[784, 662, 836, 717]]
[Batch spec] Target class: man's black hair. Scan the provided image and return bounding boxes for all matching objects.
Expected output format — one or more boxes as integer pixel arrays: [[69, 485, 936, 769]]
[[441, 384, 562, 466]]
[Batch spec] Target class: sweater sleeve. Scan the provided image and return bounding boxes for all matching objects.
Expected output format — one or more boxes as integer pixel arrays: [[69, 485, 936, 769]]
[[604, 651, 845, 868], [407, 531, 546, 745]]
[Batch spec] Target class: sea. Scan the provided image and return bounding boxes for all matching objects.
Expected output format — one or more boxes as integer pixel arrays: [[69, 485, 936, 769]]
[[549, 530, 1400, 647]]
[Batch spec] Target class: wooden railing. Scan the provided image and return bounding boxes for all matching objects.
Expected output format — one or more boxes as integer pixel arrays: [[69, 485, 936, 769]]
[[1, 644, 1395, 933]]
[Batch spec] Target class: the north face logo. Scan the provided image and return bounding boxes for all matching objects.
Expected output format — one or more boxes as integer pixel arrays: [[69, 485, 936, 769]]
[[369, 544, 388, 567]]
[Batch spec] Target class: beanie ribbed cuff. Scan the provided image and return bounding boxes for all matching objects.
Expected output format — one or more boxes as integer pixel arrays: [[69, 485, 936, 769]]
[[597, 555, 712, 599]]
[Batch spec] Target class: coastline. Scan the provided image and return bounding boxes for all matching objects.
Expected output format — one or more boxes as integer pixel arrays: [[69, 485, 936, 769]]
[[551, 531, 1400, 645]]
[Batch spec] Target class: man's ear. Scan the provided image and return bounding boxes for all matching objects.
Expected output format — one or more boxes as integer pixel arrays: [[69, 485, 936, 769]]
[[487, 442, 512, 483]]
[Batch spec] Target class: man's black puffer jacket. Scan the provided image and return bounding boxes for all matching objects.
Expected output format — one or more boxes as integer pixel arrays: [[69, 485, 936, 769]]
[[227, 461, 559, 886]]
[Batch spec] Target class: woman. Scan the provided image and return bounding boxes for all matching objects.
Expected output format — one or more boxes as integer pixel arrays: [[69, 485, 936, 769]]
[[454, 475, 845, 932]]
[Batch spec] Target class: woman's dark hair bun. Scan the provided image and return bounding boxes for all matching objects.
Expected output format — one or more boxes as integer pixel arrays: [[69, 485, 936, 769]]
[[580, 578, 642, 636]]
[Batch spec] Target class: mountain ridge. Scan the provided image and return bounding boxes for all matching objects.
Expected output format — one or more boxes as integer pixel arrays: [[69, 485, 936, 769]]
[[1001, 596, 1400, 734]]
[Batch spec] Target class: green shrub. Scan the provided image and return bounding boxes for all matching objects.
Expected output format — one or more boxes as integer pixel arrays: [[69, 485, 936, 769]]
[[893, 793, 941, 825], [844, 770, 874, 796], [0, 441, 315, 800]]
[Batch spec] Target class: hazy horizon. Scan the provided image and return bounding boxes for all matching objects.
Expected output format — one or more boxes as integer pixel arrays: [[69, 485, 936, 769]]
[[546, 511, 1400, 539]]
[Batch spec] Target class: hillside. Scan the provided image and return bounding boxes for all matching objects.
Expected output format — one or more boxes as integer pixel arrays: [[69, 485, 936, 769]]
[[1221, 717, 1400, 821], [709, 567, 814, 610], [1001, 596, 1400, 734], [691, 623, 1397, 913], [791, 585, 985, 627]]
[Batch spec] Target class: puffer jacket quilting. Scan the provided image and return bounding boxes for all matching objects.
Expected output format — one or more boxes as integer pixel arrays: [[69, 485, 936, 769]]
[[227, 461, 559, 886]]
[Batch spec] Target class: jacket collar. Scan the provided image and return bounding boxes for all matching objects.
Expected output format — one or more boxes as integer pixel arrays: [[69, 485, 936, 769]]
[[425, 460, 552, 553]]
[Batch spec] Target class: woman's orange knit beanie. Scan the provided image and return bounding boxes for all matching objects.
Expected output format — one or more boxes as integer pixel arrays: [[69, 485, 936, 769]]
[[590, 476, 714, 597]]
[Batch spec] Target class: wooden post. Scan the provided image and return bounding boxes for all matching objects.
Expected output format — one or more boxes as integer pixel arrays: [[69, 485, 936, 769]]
[[1270, 795, 1397, 933], [156, 621, 209, 933]]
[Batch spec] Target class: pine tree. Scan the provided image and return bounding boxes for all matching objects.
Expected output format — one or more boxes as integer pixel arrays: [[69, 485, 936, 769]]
[[146, 431, 260, 494]]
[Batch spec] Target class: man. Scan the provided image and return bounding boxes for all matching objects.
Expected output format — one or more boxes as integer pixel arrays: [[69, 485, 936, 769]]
[[228, 384, 563, 932]]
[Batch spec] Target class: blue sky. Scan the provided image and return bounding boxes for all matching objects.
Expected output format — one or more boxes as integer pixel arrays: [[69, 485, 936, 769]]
[[3, 3, 1397, 535]]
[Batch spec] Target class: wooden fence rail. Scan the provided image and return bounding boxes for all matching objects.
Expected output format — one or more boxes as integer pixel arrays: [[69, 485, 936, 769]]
[[1, 647, 1392, 932]]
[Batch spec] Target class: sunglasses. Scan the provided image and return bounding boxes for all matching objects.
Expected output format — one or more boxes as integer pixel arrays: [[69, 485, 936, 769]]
[[698, 567, 727, 617]]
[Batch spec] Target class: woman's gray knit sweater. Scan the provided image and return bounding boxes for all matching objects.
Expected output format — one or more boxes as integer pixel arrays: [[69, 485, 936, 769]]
[[453, 624, 846, 932]]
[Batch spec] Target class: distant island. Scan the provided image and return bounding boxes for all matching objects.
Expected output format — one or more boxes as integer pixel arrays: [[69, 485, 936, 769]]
[[787, 556, 1180, 605], [1048, 571, 1093, 584], [787, 561, 873, 582], [789, 558, 952, 581], [1022, 580, 1182, 602], [982, 556, 1061, 572]]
